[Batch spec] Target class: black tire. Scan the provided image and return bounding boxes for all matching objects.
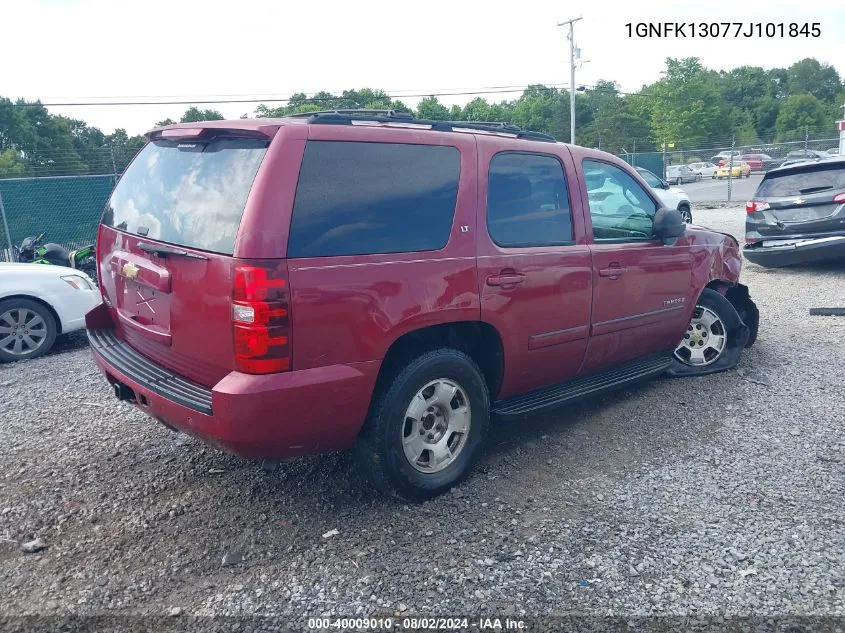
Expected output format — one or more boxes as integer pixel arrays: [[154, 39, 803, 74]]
[[667, 289, 749, 377], [679, 205, 693, 224], [0, 298, 58, 363], [355, 349, 490, 501]]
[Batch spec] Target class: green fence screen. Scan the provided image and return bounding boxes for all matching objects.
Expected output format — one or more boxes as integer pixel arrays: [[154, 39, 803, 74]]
[[0, 174, 117, 257]]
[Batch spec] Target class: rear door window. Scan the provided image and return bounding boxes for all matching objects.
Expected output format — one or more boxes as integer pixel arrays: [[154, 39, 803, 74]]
[[288, 141, 460, 258], [103, 138, 269, 254], [757, 164, 845, 197], [486, 152, 573, 247]]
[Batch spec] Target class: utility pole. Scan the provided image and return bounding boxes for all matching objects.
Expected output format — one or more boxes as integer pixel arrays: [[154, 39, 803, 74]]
[[727, 136, 735, 203], [557, 16, 583, 145]]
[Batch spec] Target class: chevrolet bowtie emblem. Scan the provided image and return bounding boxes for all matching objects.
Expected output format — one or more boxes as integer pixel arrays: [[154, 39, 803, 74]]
[[122, 262, 139, 280]]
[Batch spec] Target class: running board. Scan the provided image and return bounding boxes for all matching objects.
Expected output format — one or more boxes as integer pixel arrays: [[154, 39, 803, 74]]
[[492, 354, 673, 421]]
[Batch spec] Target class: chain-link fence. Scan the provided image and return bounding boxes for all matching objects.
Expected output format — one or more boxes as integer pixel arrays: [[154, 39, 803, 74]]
[[619, 126, 843, 203], [0, 174, 118, 261], [0, 146, 141, 261]]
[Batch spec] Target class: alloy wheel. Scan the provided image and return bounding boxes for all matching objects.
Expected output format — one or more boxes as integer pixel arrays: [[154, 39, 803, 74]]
[[0, 308, 49, 357], [674, 306, 727, 366], [401, 378, 472, 473]]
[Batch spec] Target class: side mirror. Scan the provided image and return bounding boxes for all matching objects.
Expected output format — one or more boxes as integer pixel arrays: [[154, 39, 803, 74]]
[[653, 207, 686, 243]]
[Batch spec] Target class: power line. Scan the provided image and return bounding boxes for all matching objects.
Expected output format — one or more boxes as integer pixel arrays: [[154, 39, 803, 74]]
[[31, 84, 571, 101], [10, 85, 575, 108]]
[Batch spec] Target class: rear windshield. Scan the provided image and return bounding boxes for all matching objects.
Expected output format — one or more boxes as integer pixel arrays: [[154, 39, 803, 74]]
[[102, 138, 269, 254], [757, 163, 845, 197]]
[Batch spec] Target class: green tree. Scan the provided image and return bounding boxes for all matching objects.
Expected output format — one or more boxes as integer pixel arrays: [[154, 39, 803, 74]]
[[787, 58, 842, 103], [179, 107, 224, 123], [649, 57, 728, 147], [416, 96, 451, 120], [0, 148, 28, 177], [775, 94, 827, 139]]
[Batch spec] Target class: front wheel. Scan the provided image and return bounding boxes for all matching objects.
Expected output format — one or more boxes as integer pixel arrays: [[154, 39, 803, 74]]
[[355, 349, 490, 501], [679, 205, 693, 224], [667, 289, 749, 377]]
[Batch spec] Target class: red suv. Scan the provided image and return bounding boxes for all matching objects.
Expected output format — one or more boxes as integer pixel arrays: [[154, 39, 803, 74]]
[[86, 111, 759, 500]]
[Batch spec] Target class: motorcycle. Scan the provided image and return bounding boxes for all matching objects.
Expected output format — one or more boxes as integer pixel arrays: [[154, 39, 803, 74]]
[[14, 233, 98, 282]]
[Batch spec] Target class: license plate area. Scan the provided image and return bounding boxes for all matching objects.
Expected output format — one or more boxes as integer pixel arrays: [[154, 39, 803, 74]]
[[122, 279, 171, 330]]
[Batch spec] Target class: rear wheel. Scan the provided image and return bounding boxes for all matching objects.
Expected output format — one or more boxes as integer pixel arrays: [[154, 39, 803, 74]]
[[355, 349, 490, 501], [0, 298, 57, 362], [679, 205, 693, 224]]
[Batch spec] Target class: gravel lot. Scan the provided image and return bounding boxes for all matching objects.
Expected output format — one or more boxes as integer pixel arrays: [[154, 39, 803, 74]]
[[1, 204, 844, 629]]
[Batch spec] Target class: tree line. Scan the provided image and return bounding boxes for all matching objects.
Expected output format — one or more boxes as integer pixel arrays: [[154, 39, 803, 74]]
[[1, 56, 843, 178]]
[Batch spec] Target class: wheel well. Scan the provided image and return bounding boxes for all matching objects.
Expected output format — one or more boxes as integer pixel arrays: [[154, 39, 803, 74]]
[[705, 280, 730, 295], [677, 201, 690, 211], [375, 322, 504, 400], [0, 294, 62, 334]]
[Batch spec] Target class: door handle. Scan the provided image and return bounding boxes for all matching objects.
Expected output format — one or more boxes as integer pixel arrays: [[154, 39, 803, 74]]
[[486, 273, 526, 287], [599, 264, 627, 279]]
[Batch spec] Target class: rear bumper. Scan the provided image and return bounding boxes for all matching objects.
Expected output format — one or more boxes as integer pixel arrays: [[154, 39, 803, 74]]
[[743, 236, 845, 267], [86, 325, 379, 459]]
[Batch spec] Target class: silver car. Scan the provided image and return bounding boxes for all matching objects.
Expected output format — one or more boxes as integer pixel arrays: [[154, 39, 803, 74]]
[[666, 164, 701, 184]]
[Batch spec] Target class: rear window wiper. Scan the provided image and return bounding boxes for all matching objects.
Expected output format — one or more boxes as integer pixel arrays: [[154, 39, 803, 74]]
[[136, 241, 209, 260], [798, 185, 833, 194]]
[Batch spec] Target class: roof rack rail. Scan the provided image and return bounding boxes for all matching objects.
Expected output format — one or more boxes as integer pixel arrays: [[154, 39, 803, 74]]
[[283, 110, 556, 143], [286, 109, 415, 120]]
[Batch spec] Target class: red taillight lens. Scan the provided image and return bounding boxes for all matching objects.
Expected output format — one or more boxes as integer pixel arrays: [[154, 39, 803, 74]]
[[746, 200, 769, 214], [833, 193, 845, 204], [232, 263, 290, 374]]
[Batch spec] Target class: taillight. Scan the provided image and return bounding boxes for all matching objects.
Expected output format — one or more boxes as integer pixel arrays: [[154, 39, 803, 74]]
[[833, 193, 845, 204], [232, 262, 290, 374], [746, 200, 770, 214]]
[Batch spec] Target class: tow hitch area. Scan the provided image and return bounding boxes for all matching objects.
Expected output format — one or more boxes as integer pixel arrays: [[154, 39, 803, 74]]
[[113, 381, 136, 404]]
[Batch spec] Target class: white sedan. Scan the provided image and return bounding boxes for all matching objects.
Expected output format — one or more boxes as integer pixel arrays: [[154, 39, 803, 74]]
[[0, 263, 101, 362], [688, 161, 719, 179]]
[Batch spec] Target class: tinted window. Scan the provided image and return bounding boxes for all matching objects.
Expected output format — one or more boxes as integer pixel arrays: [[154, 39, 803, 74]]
[[103, 138, 269, 254], [288, 142, 460, 258], [757, 163, 845, 197], [486, 152, 573, 247], [585, 160, 657, 240]]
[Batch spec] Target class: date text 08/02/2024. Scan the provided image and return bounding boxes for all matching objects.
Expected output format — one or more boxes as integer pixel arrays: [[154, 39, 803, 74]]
[[626, 22, 821, 38]]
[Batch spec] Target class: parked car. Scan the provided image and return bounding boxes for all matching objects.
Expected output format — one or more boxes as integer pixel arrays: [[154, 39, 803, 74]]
[[744, 156, 845, 267], [666, 165, 701, 184], [85, 111, 758, 500], [716, 161, 752, 179], [0, 263, 101, 362], [634, 167, 694, 223], [737, 153, 774, 172], [688, 161, 718, 179], [710, 151, 741, 165], [785, 149, 829, 161]]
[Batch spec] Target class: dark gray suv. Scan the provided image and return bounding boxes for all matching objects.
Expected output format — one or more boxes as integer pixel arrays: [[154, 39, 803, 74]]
[[744, 156, 845, 267]]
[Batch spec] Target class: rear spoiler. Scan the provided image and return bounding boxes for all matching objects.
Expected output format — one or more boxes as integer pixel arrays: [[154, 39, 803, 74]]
[[146, 125, 277, 142]]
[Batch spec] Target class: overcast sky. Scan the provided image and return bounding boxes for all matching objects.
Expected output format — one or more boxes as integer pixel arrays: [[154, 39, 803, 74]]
[[4, 0, 844, 135]]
